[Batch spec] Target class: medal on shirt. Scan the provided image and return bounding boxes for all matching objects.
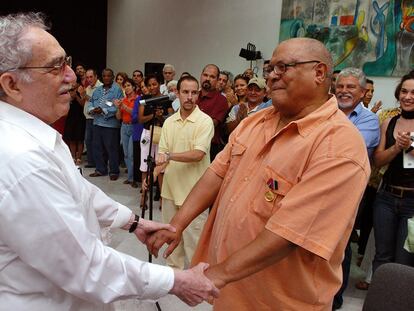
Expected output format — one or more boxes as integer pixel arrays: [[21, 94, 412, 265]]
[[265, 178, 278, 202]]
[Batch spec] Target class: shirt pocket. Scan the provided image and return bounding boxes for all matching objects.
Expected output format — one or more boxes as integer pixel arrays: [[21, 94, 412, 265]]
[[228, 142, 247, 170], [248, 165, 293, 221]]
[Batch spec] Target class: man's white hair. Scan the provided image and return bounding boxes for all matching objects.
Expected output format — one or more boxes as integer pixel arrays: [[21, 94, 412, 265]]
[[163, 64, 175, 73], [337, 67, 367, 88], [0, 12, 48, 97]]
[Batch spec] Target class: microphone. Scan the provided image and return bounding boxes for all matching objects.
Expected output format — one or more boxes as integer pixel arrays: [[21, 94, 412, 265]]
[[139, 93, 174, 106]]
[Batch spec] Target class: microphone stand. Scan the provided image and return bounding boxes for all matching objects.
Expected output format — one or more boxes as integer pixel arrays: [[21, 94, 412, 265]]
[[141, 107, 162, 311]]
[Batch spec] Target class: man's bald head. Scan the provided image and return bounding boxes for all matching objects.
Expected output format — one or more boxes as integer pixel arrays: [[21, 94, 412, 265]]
[[268, 38, 333, 119], [276, 38, 333, 88]]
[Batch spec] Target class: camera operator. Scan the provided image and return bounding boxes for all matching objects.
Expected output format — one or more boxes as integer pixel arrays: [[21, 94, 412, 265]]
[[138, 74, 172, 209]]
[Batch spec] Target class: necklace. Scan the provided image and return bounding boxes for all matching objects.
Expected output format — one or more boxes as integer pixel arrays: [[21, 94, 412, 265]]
[[401, 109, 414, 119]]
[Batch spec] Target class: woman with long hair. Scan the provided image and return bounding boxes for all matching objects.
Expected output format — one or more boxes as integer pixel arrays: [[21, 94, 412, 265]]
[[372, 70, 414, 273]]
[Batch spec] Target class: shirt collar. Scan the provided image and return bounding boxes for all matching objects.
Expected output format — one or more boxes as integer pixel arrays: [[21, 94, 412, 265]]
[[263, 95, 338, 137], [350, 102, 363, 117], [173, 105, 201, 123], [0, 100, 58, 150]]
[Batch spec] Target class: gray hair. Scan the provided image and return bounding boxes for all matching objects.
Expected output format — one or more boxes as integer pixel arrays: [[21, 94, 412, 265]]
[[166, 79, 178, 89], [0, 12, 49, 97], [336, 67, 367, 88], [163, 64, 175, 73]]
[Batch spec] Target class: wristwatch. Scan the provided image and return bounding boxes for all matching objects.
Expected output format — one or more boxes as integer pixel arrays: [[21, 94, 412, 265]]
[[165, 152, 171, 162], [128, 214, 140, 233]]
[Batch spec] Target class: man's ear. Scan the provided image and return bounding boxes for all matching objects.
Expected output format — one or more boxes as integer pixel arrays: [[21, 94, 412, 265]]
[[314, 62, 328, 85], [0, 72, 23, 102]]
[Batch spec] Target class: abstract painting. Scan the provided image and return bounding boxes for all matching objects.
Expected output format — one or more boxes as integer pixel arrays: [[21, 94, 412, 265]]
[[280, 0, 414, 76]]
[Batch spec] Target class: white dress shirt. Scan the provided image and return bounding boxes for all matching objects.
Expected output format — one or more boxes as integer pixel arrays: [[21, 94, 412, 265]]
[[0, 101, 174, 310]]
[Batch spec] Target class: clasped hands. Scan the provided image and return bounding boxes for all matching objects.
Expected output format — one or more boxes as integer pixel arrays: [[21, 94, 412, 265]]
[[135, 219, 221, 306], [395, 131, 413, 152]]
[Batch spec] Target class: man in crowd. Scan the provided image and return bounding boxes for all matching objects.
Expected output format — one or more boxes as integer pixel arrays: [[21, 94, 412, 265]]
[[336, 68, 380, 158], [87, 68, 123, 180], [149, 75, 214, 269], [132, 69, 144, 88], [146, 38, 370, 310], [262, 59, 271, 80], [217, 71, 229, 94], [330, 69, 341, 94], [363, 78, 382, 113], [0, 12, 219, 309], [197, 64, 228, 160], [226, 76, 271, 134], [217, 70, 238, 108], [160, 64, 176, 95], [75, 63, 88, 87], [80, 68, 102, 168], [333, 67, 380, 310]]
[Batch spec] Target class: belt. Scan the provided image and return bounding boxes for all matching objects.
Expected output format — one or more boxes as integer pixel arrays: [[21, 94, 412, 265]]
[[382, 184, 414, 199], [122, 122, 132, 125]]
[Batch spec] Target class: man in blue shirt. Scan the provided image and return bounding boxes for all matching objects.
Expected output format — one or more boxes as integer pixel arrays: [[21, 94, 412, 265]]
[[88, 68, 124, 180], [336, 68, 380, 157], [333, 67, 380, 310]]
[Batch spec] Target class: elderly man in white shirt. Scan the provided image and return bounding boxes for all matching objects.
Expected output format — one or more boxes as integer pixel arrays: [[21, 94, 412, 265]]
[[0, 12, 218, 310]]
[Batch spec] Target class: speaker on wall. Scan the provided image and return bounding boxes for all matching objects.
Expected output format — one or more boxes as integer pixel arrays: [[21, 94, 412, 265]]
[[144, 62, 165, 84]]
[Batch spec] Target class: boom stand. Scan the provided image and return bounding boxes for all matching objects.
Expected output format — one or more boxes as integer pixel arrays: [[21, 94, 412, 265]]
[[141, 113, 162, 311]]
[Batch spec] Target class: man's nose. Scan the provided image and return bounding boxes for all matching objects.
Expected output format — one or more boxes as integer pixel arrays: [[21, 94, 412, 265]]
[[64, 65, 76, 83]]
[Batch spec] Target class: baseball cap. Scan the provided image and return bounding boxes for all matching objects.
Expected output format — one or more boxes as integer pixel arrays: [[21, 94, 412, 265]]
[[248, 77, 266, 89]]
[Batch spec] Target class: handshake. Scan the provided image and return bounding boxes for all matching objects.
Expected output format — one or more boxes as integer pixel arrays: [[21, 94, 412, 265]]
[[134, 217, 221, 306]]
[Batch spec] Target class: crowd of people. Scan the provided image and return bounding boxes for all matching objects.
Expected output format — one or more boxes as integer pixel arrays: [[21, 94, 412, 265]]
[[1, 11, 414, 311]]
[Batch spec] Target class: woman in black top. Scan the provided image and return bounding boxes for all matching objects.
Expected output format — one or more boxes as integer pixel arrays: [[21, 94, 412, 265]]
[[373, 70, 414, 272]]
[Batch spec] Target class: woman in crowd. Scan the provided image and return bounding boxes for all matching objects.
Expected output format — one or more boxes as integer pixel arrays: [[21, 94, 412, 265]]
[[233, 74, 249, 105], [372, 70, 414, 273], [115, 72, 128, 94], [115, 78, 138, 186], [138, 74, 171, 208], [225, 74, 250, 134], [63, 83, 86, 165]]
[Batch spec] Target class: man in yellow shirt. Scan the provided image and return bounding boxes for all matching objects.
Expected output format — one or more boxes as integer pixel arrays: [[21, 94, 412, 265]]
[[155, 75, 214, 269]]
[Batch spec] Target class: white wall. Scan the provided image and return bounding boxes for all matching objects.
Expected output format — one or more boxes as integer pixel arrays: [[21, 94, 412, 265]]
[[107, 0, 399, 108], [107, 0, 281, 77]]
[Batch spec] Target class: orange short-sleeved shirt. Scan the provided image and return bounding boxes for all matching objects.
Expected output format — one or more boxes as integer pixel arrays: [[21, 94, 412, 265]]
[[120, 96, 136, 124], [192, 96, 370, 311]]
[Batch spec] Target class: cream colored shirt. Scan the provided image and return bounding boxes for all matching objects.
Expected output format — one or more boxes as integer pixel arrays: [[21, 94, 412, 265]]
[[0, 101, 174, 311], [159, 106, 214, 205]]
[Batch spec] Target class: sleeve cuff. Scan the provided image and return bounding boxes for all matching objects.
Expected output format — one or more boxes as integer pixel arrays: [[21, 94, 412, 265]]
[[194, 145, 208, 154], [110, 203, 133, 229], [144, 263, 174, 298]]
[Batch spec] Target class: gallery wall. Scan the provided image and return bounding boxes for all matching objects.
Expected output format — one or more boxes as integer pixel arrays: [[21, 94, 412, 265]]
[[107, 0, 399, 108]]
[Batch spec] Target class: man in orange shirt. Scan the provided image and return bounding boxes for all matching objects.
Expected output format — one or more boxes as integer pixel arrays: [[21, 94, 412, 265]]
[[146, 38, 371, 310]]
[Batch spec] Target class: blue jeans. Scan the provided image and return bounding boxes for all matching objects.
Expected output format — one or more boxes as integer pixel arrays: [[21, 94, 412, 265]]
[[85, 119, 95, 166], [93, 125, 120, 176], [373, 189, 414, 273], [121, 123, 134, 181]]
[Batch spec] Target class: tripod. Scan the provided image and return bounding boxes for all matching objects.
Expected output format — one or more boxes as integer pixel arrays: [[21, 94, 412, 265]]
[[140, 111, 162, 311]]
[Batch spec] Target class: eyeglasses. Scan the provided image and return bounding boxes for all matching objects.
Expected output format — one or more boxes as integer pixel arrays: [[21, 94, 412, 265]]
[[10, 56, 72, 75], [265, 60, 320, 75]]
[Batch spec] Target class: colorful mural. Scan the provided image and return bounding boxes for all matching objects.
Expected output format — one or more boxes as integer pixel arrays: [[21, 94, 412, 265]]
[[280, 0, 414, 76]]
